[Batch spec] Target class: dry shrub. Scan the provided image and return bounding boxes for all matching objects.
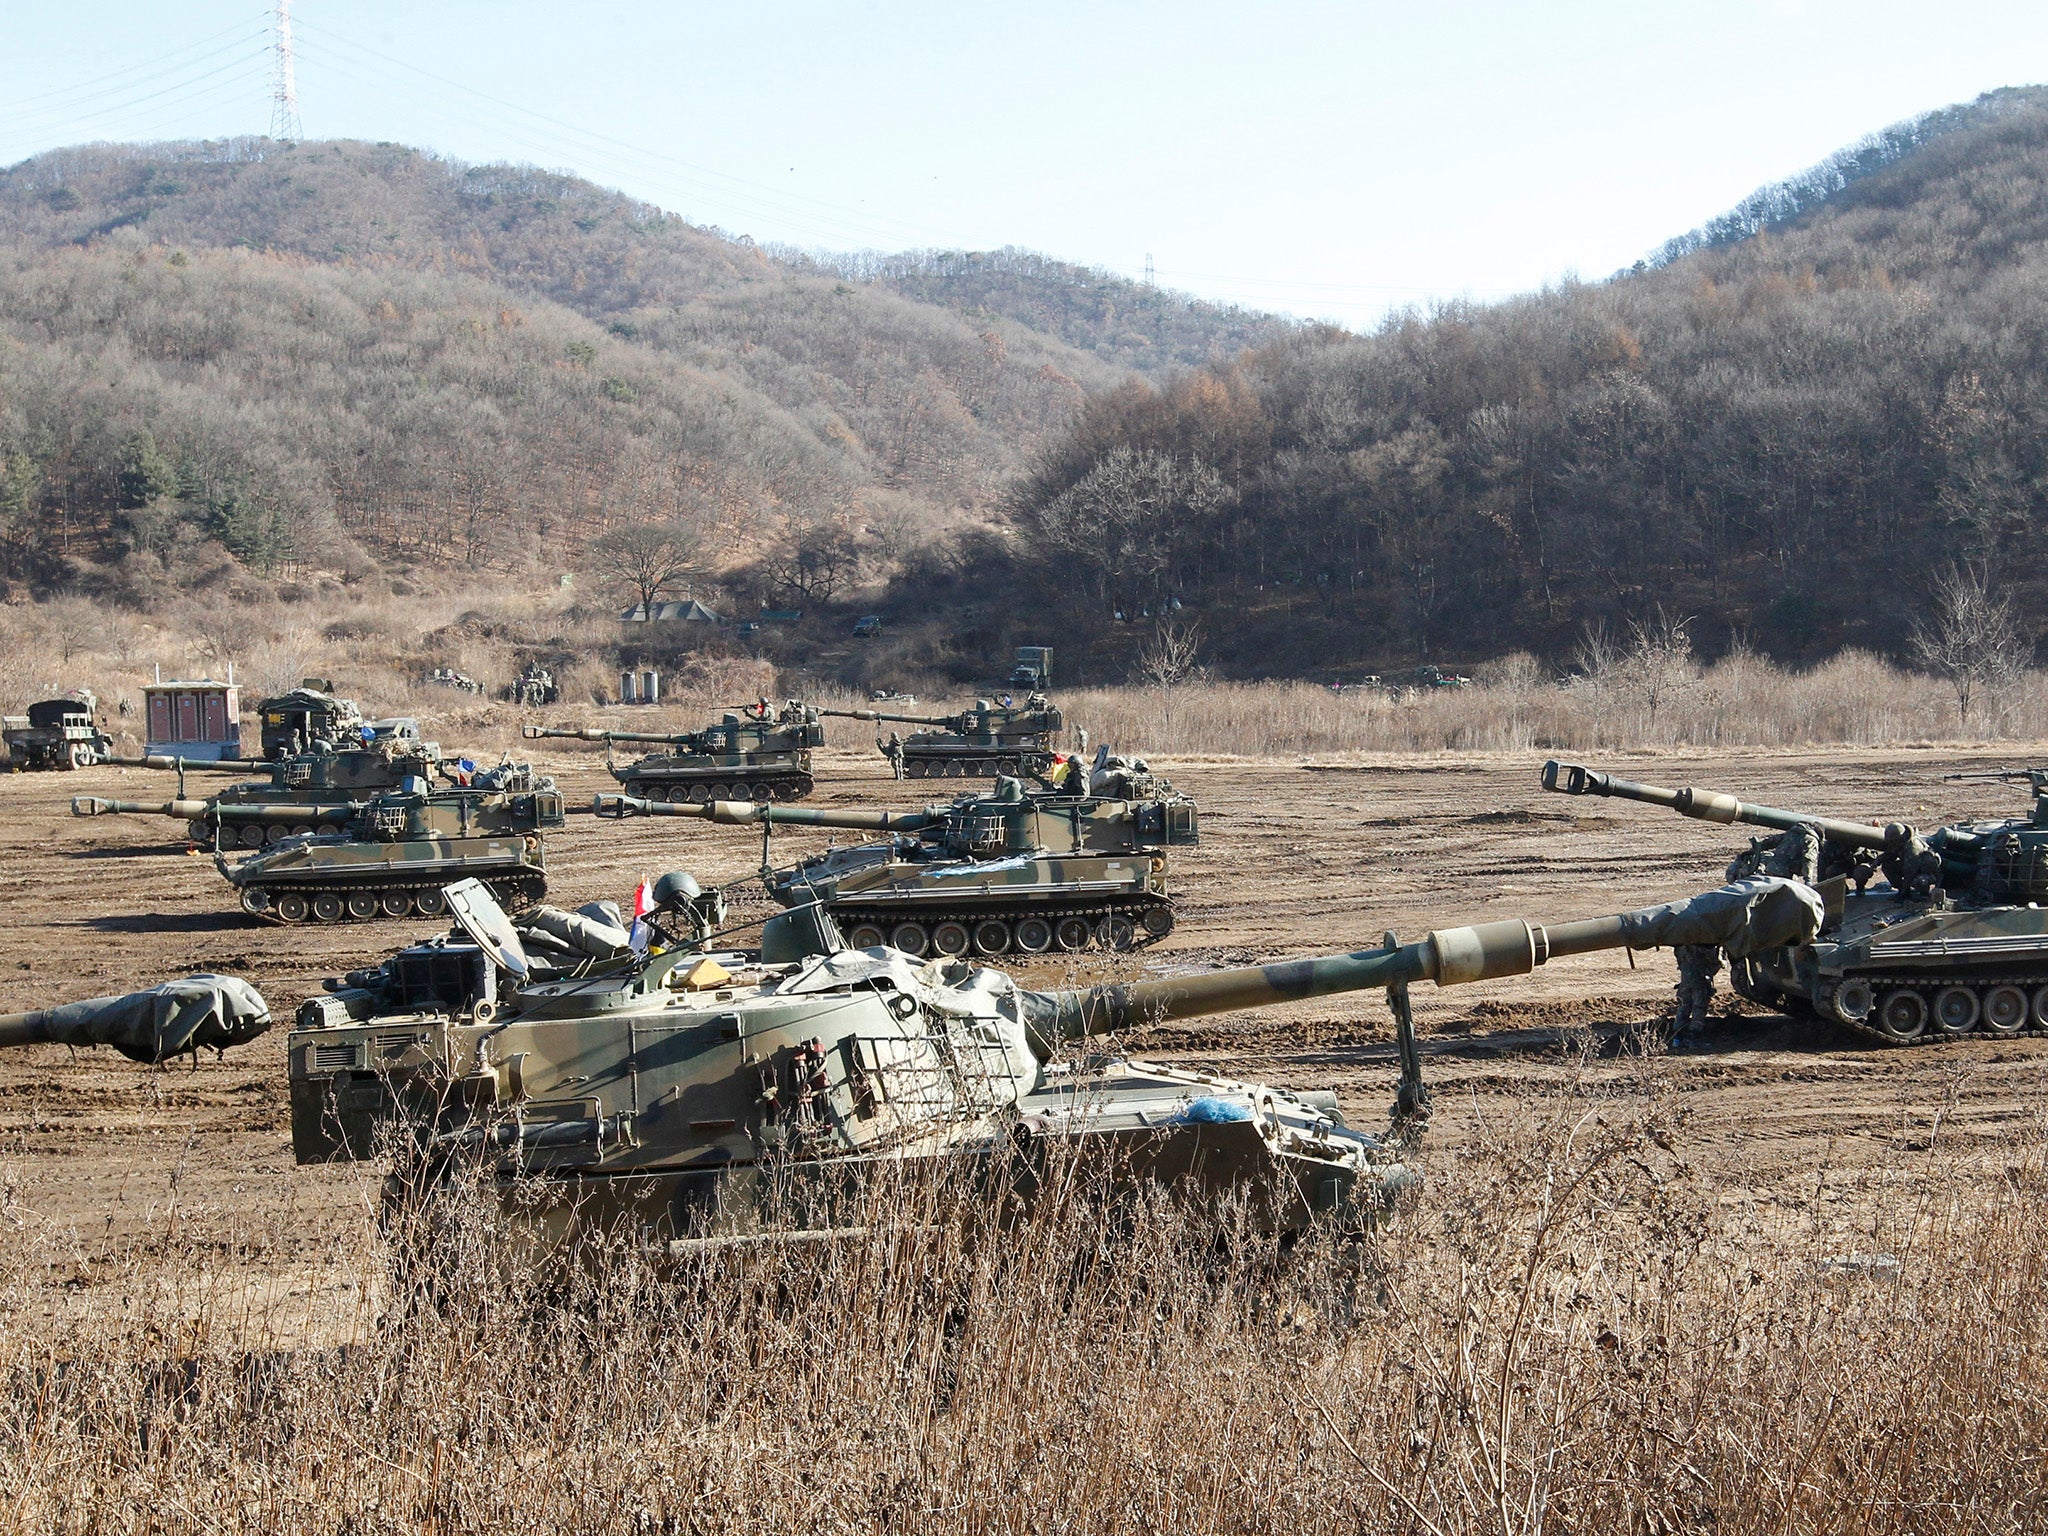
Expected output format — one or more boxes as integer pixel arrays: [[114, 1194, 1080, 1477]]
[[3, 1075, 2045, 1534]]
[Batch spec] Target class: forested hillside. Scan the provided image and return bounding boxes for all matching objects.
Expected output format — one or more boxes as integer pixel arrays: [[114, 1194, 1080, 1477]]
[[813, 248, 1294, 374], [0, 137, 1156, 594], [982, 86, 2048, 675]]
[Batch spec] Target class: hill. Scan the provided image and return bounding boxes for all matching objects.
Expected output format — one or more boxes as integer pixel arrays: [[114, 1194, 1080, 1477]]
[[809, 247, 1295, 374], [972, 86, 2048, 679], [0, 137, 1147, 597]]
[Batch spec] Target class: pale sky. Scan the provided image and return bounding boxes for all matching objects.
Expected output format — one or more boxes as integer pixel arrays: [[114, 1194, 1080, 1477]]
[[1, 1, 2043, 329]]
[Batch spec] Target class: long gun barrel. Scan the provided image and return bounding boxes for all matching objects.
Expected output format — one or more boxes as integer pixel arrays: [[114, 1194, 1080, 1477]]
[[1024, 877, 1823, 1043], [818, 707, 961, 729], [522, 725, 697, 746], [103, 754, 272, 772], [592, 791, 938, 832], [72, 796, 359, 824], [1539, 760, 1890, 849], [0, 975, 272, 1062]]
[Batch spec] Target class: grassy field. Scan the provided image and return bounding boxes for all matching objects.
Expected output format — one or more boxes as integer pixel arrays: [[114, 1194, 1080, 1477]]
[[3, 1067, 2042, 1534]]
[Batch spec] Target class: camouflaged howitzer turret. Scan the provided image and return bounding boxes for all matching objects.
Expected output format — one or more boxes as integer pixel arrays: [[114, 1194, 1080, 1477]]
[[1542, 759, 2048, 1043], [595, 773, 1199, 955], [73, 761, 563, 924], [821, 694, 1065, 779], [286, 872, 1820, 1243], [108, 734, 449, 846], [0, 975, 271, 1062], [525, 699, 823, 803]]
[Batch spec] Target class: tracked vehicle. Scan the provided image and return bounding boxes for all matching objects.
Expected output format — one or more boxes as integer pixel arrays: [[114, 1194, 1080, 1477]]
[[115, 736, 448, 846], [283, 871, 1819, 1243], [74, 765, 563, 924], [1543, 759, 2048, 1044], [596, 776, 1199, 954], [822, 696, 1065, 778], [525, 701, 822, 802]]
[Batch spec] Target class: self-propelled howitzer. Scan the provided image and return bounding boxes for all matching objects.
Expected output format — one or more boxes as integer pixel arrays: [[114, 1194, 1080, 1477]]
[[524, 702, 822, 802], [108, 738, 449, 846], [594, 778, 1199, 954], [286, 874, 1819, 1241], [1541, 758, 2048, 1042], [73, 774, 565, 924], [822, 696, 1065, 779]]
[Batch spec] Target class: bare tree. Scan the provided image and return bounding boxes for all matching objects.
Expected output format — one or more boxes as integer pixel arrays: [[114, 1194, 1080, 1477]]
[[760, 520, 860, 607], [1912, 564, 2031, 727], [1132, 620, 1206, 737], [588, 520, 702, 616]]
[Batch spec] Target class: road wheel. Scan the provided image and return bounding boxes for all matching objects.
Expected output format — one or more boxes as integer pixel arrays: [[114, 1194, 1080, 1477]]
[[381, 892, 412, 918], [414, 888, 447, 917], [643, 783, 671, 803], [889, 922, 928, 957], [972, 918, 1011, 955], [749, 783, 774, 805], [265, 823, 290, 844], [1874, 988, 1927, 1041], [187, 819, 209, 843], [1829, 977, 1875, 1025], [776, 782, 803, 801], [932, 921, 971, 957], [846, 922, 887, 950], [998, 758, 1021, 775], [685, 783, 711, 804], [292, 823, 315, 839], [1984, 984, 2029, 1034], [276, 894, 309, 923], [1055, 916, 1093, 952], [67, 743, 92, 769], [347, 893, 379, 921], [239, 824, 267, 849], [1098, 914, 1137, 951], [1932, 985, 1980, 1036], [1142, 906, 1174, 939], [240, 889, 268, 917], [706, 783, 731, 801], [313, 894, 345, 923], [906, 761, 928, 779], [1013, 916, 1053, 954]]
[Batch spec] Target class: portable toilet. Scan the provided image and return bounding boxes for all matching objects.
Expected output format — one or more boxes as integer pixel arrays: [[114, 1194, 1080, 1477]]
[[144, 668, 242, 761], [619, 671, 638, 705], [640, 669, 660, 705]]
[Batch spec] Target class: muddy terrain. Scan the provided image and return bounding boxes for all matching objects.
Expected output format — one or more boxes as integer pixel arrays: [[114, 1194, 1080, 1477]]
[[3, 740, 2043, 1318]]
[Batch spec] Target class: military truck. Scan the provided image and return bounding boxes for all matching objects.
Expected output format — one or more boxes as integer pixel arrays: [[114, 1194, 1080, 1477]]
[[1543, 759, 2048, 1043], [281, 870, 1818, 1244], [597, 773, 1198, 954], [257, 682, 365, 760], [3, 691, 114, 770], [1008, 645, 1052, 691], [73, 763, 563, 923], [524, 700, 823, 802], [821, 695, 1065, 779]]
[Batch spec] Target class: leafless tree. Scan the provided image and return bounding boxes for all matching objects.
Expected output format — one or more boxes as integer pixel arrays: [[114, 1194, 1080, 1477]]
[[1912, 563, 2032, 727], [1132, 620, 1207, 735], [588, 519, 702, 616]]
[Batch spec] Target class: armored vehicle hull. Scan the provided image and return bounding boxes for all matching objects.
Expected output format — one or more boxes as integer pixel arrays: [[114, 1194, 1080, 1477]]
[[597, 781, 1200, 955], [526, 705, 822, 804], [285, 874, 1820, 1244], [1542, 759, 2048, 1045], [75, 775, 564, 925]]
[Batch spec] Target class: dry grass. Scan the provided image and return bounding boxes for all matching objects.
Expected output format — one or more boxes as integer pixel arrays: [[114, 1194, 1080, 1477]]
[[3, 1069, 2044, 1534], [3, 584, 2046, 761]]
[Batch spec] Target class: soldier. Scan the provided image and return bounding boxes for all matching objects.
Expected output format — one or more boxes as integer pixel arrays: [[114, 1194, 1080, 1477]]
[[884, 732, 905, 780], [1672, 945, 1722, 1042]]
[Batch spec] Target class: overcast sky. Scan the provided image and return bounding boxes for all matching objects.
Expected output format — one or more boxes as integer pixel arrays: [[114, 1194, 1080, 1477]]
[[2, 2, 2044, 329]]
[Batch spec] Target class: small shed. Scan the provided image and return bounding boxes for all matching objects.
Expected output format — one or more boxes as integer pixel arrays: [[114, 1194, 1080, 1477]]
[[145, 672, 242, 761]]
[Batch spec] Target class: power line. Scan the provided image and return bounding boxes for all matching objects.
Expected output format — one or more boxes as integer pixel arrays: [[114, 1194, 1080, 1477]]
[[0, 13, 268, 119]]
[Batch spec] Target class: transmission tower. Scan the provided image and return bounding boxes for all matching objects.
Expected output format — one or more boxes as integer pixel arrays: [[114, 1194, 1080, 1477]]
[[269, 0, 302, 143]]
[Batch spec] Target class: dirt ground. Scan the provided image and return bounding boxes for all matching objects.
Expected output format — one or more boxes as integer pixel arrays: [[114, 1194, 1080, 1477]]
[[4, 738, 2046, 1317]]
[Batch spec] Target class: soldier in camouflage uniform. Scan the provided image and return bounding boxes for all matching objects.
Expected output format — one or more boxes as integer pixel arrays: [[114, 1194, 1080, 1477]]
[[1674, 822, 1823, 1041]]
